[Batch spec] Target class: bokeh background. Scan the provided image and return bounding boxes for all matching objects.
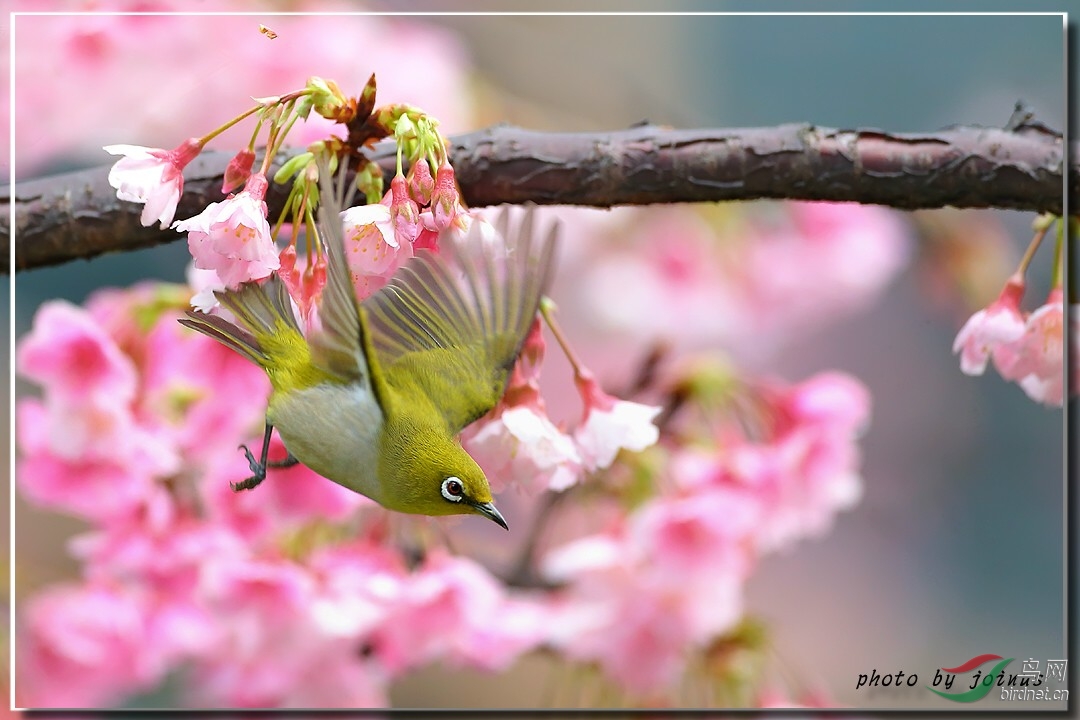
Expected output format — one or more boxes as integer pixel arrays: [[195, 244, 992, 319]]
[[6, 4, 1069, 710]]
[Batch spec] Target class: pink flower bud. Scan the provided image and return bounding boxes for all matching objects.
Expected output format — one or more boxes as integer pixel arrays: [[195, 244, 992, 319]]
[[221, 148, 256, 194], [303, 254, 328, 310], [389, 174, 420, 246], [278, 243, 302, 301], [407, 158, 435, 205], [431, 163, 462, 231], [519, 317, 546, 382]]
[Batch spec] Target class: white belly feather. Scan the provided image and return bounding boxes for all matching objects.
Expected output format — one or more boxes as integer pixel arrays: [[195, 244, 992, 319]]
[[269, 382, 385, 503]]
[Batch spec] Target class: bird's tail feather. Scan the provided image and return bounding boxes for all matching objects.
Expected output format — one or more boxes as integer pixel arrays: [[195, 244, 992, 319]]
[[178, 275, 300, 369]]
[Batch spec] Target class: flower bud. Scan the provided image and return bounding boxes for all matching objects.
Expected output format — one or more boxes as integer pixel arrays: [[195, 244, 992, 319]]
[[222, 149, 256, 194], [389, 174, 420, 246], [407, 158, 435, 206], [431, 163, 462, 231]]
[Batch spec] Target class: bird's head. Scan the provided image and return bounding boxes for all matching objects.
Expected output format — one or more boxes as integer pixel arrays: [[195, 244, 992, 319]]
[[378, 424, 507, 529]]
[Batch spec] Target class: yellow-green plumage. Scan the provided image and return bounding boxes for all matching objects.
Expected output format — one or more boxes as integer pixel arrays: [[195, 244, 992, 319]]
[[179, 170, 557, 529]]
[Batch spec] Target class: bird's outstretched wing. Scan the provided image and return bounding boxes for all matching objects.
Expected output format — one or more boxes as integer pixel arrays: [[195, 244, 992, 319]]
[[363, 208, 558, 433], [306, 166, 376, 386]]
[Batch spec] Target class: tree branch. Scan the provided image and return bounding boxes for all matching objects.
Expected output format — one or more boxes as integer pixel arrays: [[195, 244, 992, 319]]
[[4, 120, 1070, 273]]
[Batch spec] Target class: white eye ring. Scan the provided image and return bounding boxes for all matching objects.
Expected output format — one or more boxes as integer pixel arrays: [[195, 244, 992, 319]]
[[441, 476, 465, 502]]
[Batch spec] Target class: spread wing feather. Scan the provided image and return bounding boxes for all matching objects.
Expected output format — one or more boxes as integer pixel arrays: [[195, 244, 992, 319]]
[[363, 208, 558, 433], [306, 166, 372, 384]]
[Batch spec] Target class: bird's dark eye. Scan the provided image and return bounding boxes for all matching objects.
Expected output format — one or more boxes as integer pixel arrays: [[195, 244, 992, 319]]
[[441, 477, 464, 502]]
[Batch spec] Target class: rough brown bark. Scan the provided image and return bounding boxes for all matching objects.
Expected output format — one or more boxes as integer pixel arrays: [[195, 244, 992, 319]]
[[3, 121, 1070, 273]]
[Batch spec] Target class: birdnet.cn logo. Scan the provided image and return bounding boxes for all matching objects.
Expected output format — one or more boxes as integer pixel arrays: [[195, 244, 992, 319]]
[[854, 654, 1069, 703]]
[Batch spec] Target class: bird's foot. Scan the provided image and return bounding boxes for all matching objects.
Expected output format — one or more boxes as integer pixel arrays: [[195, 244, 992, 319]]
[[232, 444, 267, 491]]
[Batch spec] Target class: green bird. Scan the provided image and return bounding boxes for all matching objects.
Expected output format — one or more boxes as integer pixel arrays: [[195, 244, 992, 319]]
[[179, 175, 557, 530]]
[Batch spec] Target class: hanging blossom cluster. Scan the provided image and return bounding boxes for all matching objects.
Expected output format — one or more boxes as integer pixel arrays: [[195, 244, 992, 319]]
[[952, 215, 1074, 406], [16, 72, 876, 709]]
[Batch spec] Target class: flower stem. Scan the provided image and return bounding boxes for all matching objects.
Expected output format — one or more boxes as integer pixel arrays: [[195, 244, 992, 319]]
[[1013, 214, 1055, 280], [199, 103, 264, 146], [539, 297, 584, 378], [1049, 217, 1064, 290], [260, 99, 299, 176], [247, 112, 266, 152]]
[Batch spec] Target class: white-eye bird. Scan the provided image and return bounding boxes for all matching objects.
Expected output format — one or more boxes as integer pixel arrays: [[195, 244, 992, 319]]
[[179, 172, 557, 530]]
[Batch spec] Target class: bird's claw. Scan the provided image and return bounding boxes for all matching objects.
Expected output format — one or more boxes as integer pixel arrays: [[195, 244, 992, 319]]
[[233, 443, 266, 492], [239, 443, 262, 474]]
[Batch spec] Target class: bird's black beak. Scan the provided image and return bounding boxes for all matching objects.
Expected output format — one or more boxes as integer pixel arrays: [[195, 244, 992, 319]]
[[473, 501, 509, 530]]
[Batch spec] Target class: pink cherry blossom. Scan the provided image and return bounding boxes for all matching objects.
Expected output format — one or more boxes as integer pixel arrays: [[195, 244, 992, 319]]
[[186, 261, 226, 312], [191, 555, 390, 708], [663, 372, 869, 554], [17, 300, 136, 402], [34, 392, 139, 465], [739, 201, 911, 349], [15, 300, 182, 521], [463, 317, 584, 492], [17, 582, 161, 708], [573, 372, 661, 471], [16, 439, 157, 523], [579, 207, 747, 344], [65, 503, 227, 665], [452, 595, 549, 673], [576, 202, 909, 356], [996, 288, 1065, 406], [16, 393, 178, 524], [952, 278, 1026, 375], [540, 490, 757, 697], [435, 207, 500, 251], [307, 541, 406, 640], [70, 501, 244, 598], [139, 316, 269, 464], [104, 138, 201, 228], [465, 405, 582, 493], [82, 280, 185, 355], [626, 488, 759, 584], [341, 202, 415, 300], [542, 509, 747, 698], [372, 551, 545, 674], [681, 372, 869, 553], [173, 173, 279, 288], [342, 203, 401, 265], [786, 369, 872, 434]]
